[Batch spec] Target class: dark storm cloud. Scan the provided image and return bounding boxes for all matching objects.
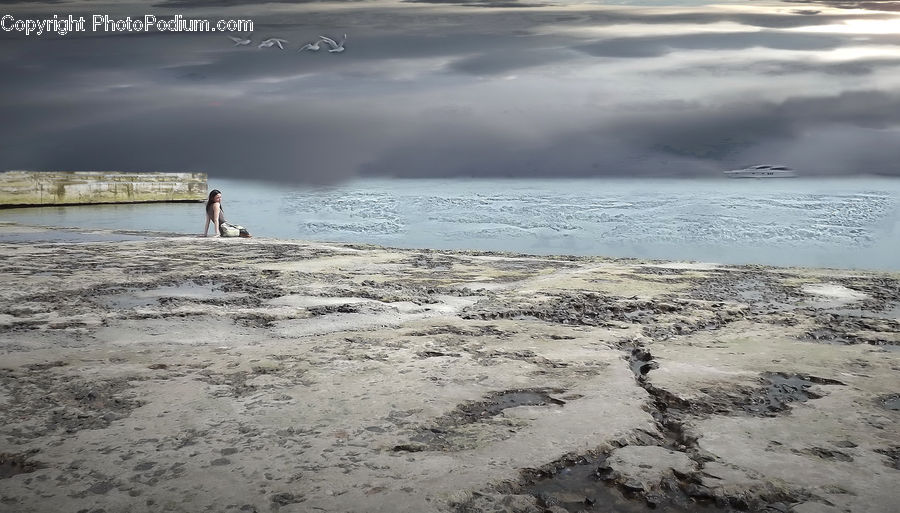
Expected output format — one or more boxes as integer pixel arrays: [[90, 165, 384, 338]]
[[358, 120, 718, 179], [2, 0, 899, 182], [516, 9, 895, 30], [0, 30, 573, 87], [783, 90, 900, 128], [610, 91, 900, 159], [0, 96, 384, 184], [786, 1, 900, 12], [362, 90, 900, 178], [602, 91, 900, 166], [714, 10, 899, 28], [662, 58, 900, 77], [448, 46, 575, 75], [402, 0, 542, 7], [577, 31, 846, 59], [152, 0, 364, 7], [338, 6, 897, 33], [145, 34, 548, 83], [0, 33, 218, 100]]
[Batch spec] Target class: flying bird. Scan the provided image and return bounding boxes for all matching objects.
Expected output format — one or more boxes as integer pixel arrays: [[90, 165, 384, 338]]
[[299, 40, 321, 52], [258, 38, 288, 50], [318, 34, 347, 53], [227, 35, 252, 46]]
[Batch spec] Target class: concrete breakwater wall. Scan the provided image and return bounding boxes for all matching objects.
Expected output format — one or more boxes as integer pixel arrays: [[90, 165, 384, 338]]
[[0, 171, 207, 207]]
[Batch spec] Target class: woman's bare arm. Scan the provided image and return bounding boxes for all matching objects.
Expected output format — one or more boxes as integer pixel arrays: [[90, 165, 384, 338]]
[[212, 204, 221, 236]]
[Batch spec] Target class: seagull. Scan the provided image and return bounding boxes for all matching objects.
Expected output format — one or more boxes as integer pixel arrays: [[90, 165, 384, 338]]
[[227, 35, 252, 46], [258, 38, 288, 50], [318, 34, 347, 53], [299, 40, 321, 52]]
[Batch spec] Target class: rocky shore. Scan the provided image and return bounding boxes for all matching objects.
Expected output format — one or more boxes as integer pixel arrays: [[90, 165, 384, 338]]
[[0, 223, 898, 513]]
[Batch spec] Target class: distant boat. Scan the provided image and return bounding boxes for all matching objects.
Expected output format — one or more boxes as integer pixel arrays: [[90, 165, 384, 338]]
[[724, 165, 797, 178]]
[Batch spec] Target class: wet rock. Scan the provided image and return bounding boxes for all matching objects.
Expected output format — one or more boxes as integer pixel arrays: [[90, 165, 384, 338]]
[[635, 266, 689, 277], [644, 492, 664, 508], [270, 492, 303, 505], [684, 483, 716, 500], [802, 315, 900, 348], [520, 450, 742, 512], [0, 452, 44, 479], [652, 373, 845, 418], [196, 371, 258, 398], [742, 373, 843, 415], [791, 502, 845, 513], [392, 443, 427, 453], [595, 459, 614, 480], [473, 349, 573, 370], [306, 303, 361, 316], [793, 447, 853, 462], [408, 324, 509, 338], [688, 272, 803, 312], [449, 492, 542, 513], [501, 494, 542, 512], [607, 445, 696, 492], [462, 292, 693, 329], [0, 372, 146, 436], [534, 490, 564, 509], [401, 388, 566, 451], [874, 447, 900, 470], [622, 478, 646, 493], [876, 393, 900, 411], [417, 350, 462, 358], [627, 348, 658, 379], [24, 361, 68, 371], [336, 280, 453, 305], [833, 276, 900, 311], [451, 389, 565, 422], [87, 480, 117, 494]]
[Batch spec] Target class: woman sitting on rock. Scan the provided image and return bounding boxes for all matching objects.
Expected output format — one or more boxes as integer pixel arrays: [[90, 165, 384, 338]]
[[204, 189, 251, 238]]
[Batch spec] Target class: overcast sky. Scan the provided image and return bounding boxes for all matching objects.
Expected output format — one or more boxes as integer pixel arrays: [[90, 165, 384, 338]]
[[1, 0, 898, 182]]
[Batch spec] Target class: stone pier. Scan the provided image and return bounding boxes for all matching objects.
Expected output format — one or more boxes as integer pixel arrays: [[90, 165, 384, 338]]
[[0, 171, 207, 207]]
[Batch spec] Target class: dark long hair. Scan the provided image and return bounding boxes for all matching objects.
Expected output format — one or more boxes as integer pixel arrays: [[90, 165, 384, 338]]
[[206, 189, 223, 216]]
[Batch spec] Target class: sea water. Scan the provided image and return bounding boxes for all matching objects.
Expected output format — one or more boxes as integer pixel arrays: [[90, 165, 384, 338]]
[[2, 177, 899, 271]]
